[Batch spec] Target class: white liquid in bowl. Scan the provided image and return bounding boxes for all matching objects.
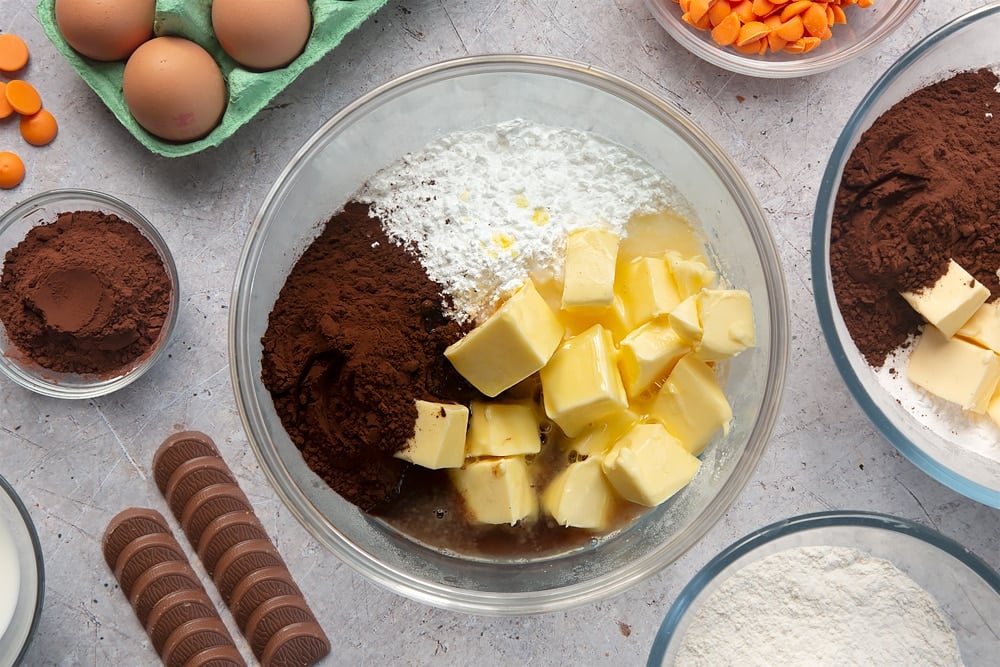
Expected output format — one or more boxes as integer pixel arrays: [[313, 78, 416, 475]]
[[0, 516, 21, 641]]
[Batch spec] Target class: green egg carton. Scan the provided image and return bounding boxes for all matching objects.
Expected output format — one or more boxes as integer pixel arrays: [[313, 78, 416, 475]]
[[36, 0, 388, 158]]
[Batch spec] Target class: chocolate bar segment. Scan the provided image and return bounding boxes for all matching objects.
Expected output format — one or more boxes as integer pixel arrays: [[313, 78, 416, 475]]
[[181, 483, 254, 547], [114, 532, 187, 599], [165, 457, 238, 518], [146, 589, 219, 656], [260, 621, 331, 667], [153, 431, 222, 493], [102, 507, 170, 569], [161, 617, 243, 667]]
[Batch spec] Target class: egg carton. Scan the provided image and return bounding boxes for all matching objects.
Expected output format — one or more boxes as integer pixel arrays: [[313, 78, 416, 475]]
[[36, 0, 388, 158]]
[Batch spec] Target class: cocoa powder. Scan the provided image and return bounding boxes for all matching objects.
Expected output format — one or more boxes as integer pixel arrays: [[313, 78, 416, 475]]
[[830, 69, 1000, 367], [260, 202, 477, 512], [0, 210, 172, 375]]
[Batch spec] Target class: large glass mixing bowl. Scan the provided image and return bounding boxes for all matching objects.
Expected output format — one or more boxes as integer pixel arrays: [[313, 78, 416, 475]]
[[231, 55, 789, 614]]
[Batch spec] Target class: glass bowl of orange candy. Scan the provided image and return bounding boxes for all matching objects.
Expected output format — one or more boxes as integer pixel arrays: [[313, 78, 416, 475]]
[[645, 0, 920, 77]]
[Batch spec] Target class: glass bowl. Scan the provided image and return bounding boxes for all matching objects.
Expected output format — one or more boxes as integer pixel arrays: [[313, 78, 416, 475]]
[[0, 473, 44, 666], [0, 189, 179, 399], [812, 4, 1000, 508], [644, 0, 920, 78], [230, 54, 789, 614], [648, 511, 1000, 665]]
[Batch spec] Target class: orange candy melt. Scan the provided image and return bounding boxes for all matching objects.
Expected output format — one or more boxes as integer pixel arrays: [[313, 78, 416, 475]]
[[0, 151, 25, 189], [674, 0, 876, 56], [0, 34, 30, 72], [0, 35, 59, 188], [20, 109, 58, 146]]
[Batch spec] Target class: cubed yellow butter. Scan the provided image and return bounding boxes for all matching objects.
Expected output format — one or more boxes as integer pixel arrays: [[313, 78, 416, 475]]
[[907, 325, 1000, 414], [956, 301, 1000, 353], [564, 409, 639, 457], [602, 423, 700, 507], [618, 319, 689, 398], [445, 280, 563, 397], [695, 289, 755, 361], [650, 354, 732, 455], [666, 252, 717, 300], [542, 456, 617, 530], [449, 457, 537, 525], [556, 295, 632, 343], [900, 259, 989, 337], [620, 210, 706, 260], [617, 256, 680, 328], [394, 400, 469, 469], [540, 324, 628, 438], [668, 295, 702, 344], [562, 228, 619, 310], [466, 400, 541, 457]]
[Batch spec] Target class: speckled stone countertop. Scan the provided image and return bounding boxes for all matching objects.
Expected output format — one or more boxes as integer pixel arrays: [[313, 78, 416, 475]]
[[2, 1, 998, 664]]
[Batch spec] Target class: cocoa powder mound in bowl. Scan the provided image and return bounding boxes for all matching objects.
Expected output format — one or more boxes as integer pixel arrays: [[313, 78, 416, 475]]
[[0, 189, 179, 399]]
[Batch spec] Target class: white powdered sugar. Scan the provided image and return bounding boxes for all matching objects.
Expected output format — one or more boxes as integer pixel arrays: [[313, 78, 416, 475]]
[[358, 119, 687, 323], [874, 340, 1000, 464], [676, 546, 964, 666]]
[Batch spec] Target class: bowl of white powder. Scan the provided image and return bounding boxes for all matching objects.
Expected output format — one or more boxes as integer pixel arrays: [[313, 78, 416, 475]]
[[649, 511, 1000, 666], [813, 4, 1000, 508], [232, 54, 788, 613], [0, 473, 44, 664]]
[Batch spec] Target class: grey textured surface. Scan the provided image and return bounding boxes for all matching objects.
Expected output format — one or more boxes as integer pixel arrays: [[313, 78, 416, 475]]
[[1, 0, 999, 665]]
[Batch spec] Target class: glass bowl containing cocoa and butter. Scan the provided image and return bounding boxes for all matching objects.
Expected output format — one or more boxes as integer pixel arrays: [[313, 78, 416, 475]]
[[231, 55, 789, 614]]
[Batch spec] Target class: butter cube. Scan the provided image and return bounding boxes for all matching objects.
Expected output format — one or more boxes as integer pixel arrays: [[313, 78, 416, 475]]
[[618, 319, 689, 397], [466, 400, 541, 457], [668, 295, 702, 344], [666, 252, 717, 300], [562, 228, 619, 310], [602, 423, 700, 507], [957, 301, 1000, 353], [695, 289, 755, 361], [394, 401, 469, 469], [907, 325, 1000, 414], [445, 280, 563, 397], [449, 457, 537, 525], [617, 257, 680, 329], [542, 456, 617, 529], [564, 409, 639, 457], [901, 259, 989, 337], [557, 294, 632, 343], [650, 354, 732, 455], [541, 324, 628, 438], [620, 210, 706, 260]]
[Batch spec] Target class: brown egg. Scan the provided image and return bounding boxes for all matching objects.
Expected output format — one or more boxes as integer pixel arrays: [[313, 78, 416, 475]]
[[212, 0, 312, 71], [54, 0, 155, 62], [122, 37, 227, 143]]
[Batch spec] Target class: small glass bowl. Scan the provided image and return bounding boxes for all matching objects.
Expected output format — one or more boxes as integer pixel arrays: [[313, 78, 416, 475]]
[[648, 511, 1000, 665], [0, 473, 44, 666], [644, 0, 920, 78], [231, 54, 790, 614], [812, 4, 1000, 507], [0, 189, 179, 399]]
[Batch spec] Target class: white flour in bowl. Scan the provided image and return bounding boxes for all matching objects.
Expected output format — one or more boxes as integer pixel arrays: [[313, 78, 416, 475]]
[[358, 119, 689, 324], [675, 545, 963, 666]]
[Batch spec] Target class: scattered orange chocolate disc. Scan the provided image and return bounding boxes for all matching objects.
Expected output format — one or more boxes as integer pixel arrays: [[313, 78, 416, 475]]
[[19, 109, 58, 146], [0, 83, 13, 119], [0, 34, 29, 72], [0, 151, 25, 189], [5, 79, 42, 115], [153, 431, 223, 494]]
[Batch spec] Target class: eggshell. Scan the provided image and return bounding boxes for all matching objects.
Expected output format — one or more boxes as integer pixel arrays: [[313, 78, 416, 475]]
[[212, 0, 312, 71], [54, 0, 155, 62], [122, 37, 227, 143]]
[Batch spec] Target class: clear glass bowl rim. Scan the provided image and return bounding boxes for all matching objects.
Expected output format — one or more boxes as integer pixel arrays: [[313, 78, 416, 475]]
[[646, 509, 1000, 665], [643, 0, 922, 78], [0, 188, 180, 399], [230, 53, 790, 614], [811, 2, 1000, 508], [0, 471, 45, 664]]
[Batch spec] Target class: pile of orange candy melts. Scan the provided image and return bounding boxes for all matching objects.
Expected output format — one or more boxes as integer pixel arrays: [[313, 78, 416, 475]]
[[674, 0, 875, 55], [0, 33, 58, 190]]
